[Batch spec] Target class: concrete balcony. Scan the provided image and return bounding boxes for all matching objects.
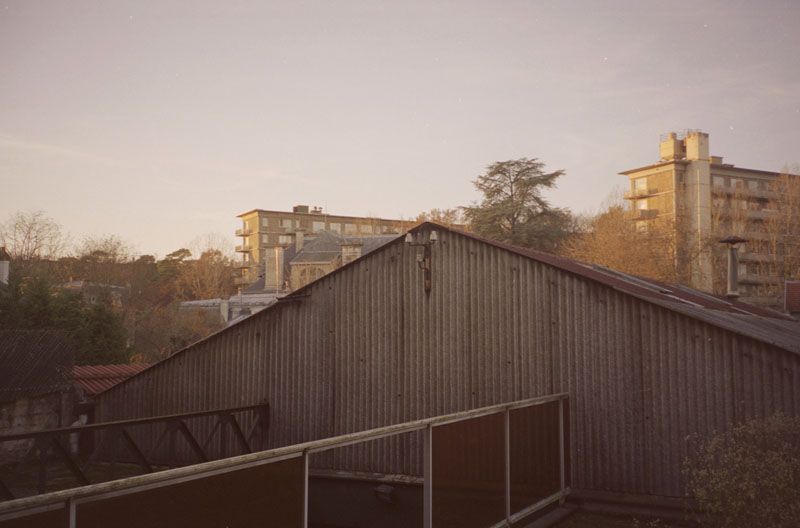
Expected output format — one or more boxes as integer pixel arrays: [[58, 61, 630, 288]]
[[235, 228, 253, 237], [623, 188, 660, 200], [712, 186, 778, 200], [626, 209, 659, 220], [235, 245, 253, 253], [234, 276, 253, 286]]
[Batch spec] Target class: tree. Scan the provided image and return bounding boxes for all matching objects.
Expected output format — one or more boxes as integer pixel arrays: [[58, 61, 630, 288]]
[[0, 210, 67, 260], [174, 249, 235, 300], [462, 158, 575, 251], [563, 203, 680, 283], [414, 208, 465, 229], [765, 168, 800, 297], [0, 273, 131, 364]]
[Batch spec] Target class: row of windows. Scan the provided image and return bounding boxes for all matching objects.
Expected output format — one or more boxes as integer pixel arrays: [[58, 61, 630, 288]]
[[712, 176, 766, 190], [246, 217, 397, 234]]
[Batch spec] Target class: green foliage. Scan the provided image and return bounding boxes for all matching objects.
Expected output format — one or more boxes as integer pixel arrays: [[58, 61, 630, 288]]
[[0, 274, 131, 365], [462, 158, 576, 251], [683, 414, 800, 528]]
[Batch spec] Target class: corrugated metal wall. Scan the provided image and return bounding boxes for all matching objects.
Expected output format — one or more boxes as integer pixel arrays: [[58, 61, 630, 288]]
[[96, 227, 800, 498]]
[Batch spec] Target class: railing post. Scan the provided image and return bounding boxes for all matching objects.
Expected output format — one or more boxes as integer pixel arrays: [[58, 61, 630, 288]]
[[558, 398, 565, 503], [504, 408, 511, 524], [67, 498, 76, 528], [301, 450, 309, 528], [423, 424, 433, 528]]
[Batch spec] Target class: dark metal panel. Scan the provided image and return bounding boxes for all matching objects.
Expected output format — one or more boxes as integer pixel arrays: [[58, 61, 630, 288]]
[[95, 227, 800, 499]]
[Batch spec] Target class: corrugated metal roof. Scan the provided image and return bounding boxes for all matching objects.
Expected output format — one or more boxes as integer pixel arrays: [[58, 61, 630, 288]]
[[280, 222, 800, 355], [94, 224, 800, 499], [72, 364, 151, 397], [0, 330, 74, 402], [424, 224, 800, 354]]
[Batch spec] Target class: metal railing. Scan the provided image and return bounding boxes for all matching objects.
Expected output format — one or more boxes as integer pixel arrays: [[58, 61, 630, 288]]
[[0, 394, 569, 528], [0, 403, 270, 500]]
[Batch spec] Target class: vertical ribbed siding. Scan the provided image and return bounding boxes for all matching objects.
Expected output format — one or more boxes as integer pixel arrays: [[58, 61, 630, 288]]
[[95, 227, 800, 498]]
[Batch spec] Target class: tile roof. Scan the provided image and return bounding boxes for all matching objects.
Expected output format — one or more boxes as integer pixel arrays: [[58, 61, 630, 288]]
[[0, 330, 74, 402], [72, 364, 151, 397]]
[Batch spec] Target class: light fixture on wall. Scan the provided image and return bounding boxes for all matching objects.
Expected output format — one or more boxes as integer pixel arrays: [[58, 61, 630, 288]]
[[405, 230, 438, 293]]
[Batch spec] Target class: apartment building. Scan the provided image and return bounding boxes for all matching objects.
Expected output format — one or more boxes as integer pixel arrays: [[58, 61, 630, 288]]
[[620, 130, 786, 306], [235, 205, 413, 288]]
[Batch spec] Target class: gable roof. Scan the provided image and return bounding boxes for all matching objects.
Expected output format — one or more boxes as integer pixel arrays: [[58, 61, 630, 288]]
[[417, 224, 800, 354], [287, 222, 800, 355], [0, 330, 74, 402], [109, 222, 800, 393], [72, 364, 151, 397]]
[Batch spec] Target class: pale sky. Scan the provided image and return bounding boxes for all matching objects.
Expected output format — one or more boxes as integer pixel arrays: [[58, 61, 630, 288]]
[[1, 0, 799, 257]]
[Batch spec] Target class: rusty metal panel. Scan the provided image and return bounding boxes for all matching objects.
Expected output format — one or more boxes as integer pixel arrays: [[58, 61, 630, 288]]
[[95, 226, 800, 499]]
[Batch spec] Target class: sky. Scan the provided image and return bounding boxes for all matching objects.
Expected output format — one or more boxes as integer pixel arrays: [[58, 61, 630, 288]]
[[1, 0, 799, 257]]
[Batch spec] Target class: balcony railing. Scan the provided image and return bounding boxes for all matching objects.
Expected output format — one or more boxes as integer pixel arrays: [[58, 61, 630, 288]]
[[0, 394, 570, 528], [711, 186, 778, 200], [234, 245, 252, 253], [235, 228, 253, 237], [623, 187, 659, 200], [626, 209, 659, 220]]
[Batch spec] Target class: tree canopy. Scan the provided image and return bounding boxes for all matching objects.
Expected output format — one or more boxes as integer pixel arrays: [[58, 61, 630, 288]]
[[462, 158, 576, 251]]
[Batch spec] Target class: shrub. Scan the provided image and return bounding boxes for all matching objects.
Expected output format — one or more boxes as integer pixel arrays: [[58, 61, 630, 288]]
[[683, 414, 800, 528]]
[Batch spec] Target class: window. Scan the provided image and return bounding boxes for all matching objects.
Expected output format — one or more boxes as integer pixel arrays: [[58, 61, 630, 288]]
[[712, 176, 724, 187], [329, 223, 341, 233], [262, 235, 270, 244], [360, 224, 373, 234], [280, 218, 294, 229], [747, 180, 758, 190], [634, 178, 647, 191], [344, 223, 357, 234], [278, 235, 292, 245], [636, 199, 648, 210], [312, 221, 325, 233], [261, 218, 269, 227]]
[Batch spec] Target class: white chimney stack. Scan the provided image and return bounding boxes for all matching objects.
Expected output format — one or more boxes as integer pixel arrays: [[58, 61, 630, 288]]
[[0, 247, 10, 286]]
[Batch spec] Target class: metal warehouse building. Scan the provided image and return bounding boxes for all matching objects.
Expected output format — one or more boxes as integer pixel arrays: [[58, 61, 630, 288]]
[[95, 222, 800, 500]]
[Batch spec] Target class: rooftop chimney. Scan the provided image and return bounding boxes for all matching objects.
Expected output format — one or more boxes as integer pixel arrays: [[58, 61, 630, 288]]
[[685, 130, 709, 161], [340, 240, 364, 265], [719, 236, 747, 299], [295, 229, 305, 252], [263, 246, 285, 292], [659, 132, 684, 161], [0, 247, 10, 286]]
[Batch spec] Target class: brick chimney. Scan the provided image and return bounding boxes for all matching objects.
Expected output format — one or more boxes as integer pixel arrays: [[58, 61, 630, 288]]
[[263, 246, 285, 292], [340, 240, 364, 265]]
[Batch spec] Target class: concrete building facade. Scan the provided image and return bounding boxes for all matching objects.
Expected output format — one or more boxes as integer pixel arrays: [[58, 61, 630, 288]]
[[235, 205, 414, 288], [621, 131, 786, 306]]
